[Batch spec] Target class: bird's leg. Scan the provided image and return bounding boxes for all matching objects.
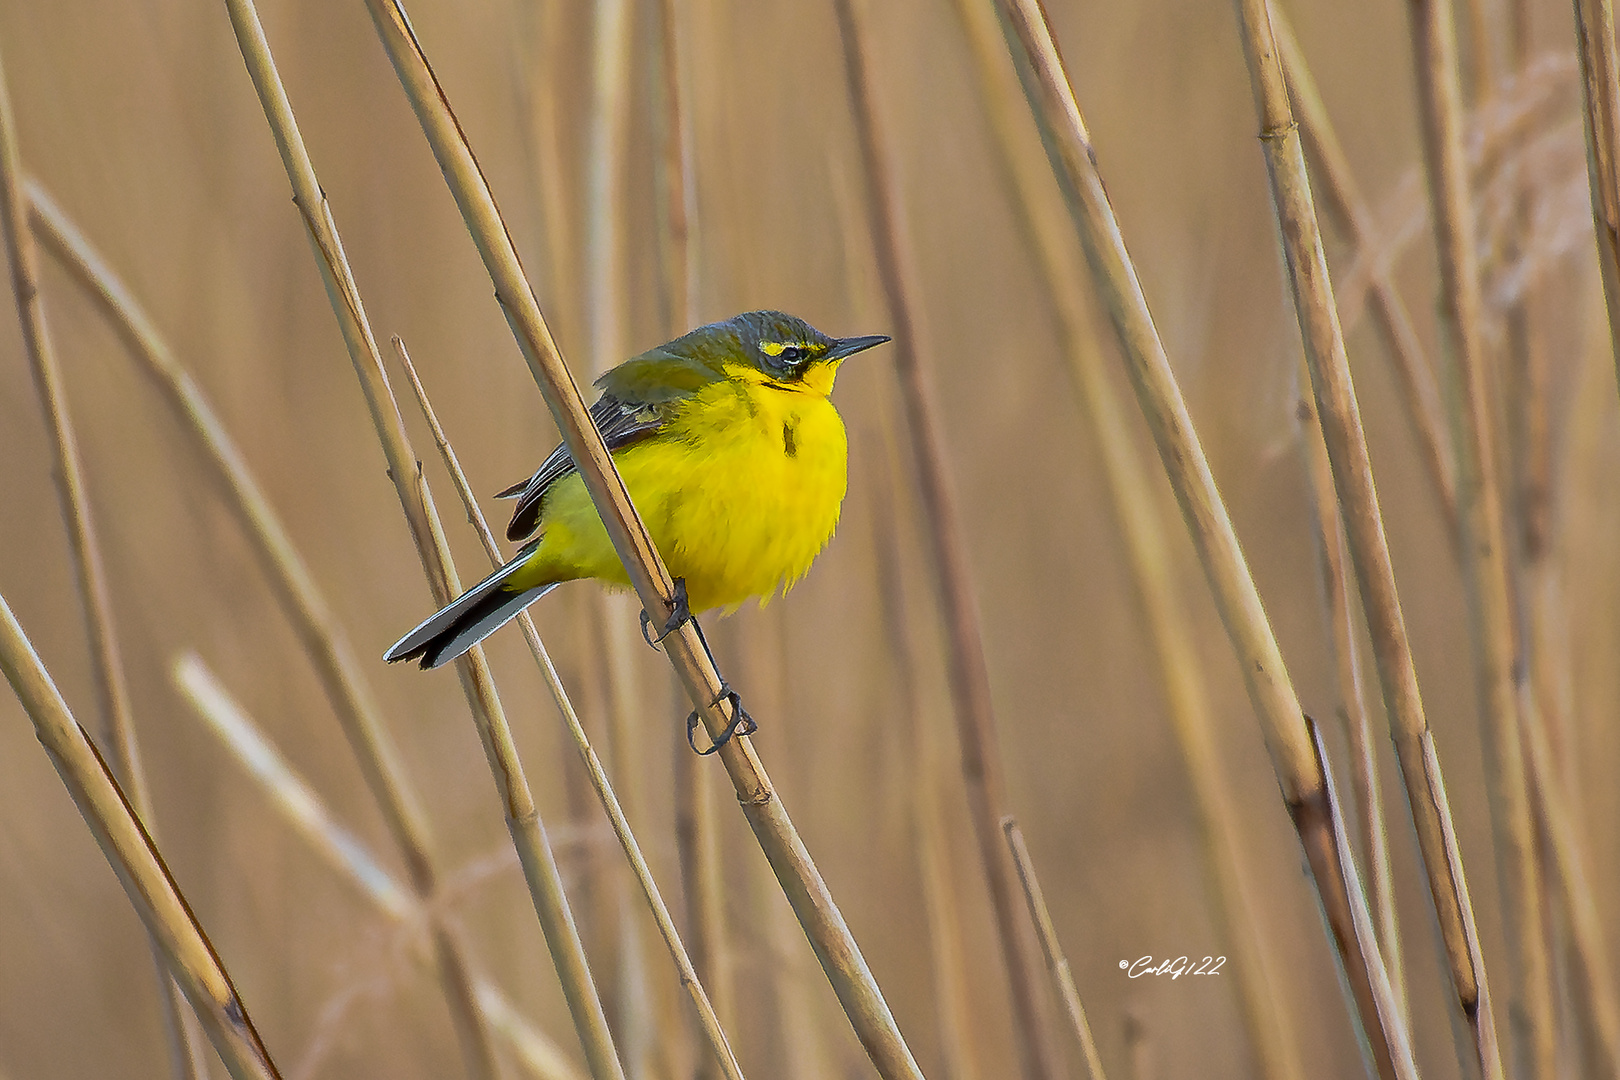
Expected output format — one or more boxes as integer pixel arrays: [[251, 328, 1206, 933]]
[[686, 678, 757, 756], [640, 576, 693, 649]]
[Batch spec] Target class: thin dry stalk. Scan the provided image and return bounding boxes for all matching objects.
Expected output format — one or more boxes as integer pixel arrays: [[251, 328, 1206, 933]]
[[1001, 820, 1106, 1080], [357, 4, 925, 1077], [0, 45, 210, 1080], [0, 594, 280, 1080], [1271, 13, 1458, 535], [24, 181, 504, 1080], [1406, 2, 1555, 1075], [948, 3, 1304, 1076], [170, 653, 588, 1080], [220, 5, 625, 1079], [832, 5, 1055, 1078], [1234, 0, 1498, 1067], [394, 339, 746, 1080], [988, 1, 1414, 1074], [1571, 0, 1620, 381]]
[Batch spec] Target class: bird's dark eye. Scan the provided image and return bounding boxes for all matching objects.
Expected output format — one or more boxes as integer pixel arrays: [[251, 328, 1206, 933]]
[[781, 346, 805, 364]]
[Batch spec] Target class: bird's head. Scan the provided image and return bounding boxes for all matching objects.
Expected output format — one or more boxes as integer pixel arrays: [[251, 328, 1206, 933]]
[[687, 310, 890, 396]]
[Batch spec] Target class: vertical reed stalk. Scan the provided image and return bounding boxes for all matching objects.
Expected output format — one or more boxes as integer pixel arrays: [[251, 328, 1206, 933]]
[[24, 180, 505, 1080], [988, 2, 1413, 1074], [949, 2, 1304, 1074], [1405, 2, 1555, 1075], [0, 45, 210, 1080], [1233, 0, 1500, 1065], [1571, 0, 1620, 381], [172, 653, 588, 1080], [220, 4, 626, 1078], [358, 4, 925, 1076], [832, 4, 1056, 1078], [393, 339, 747, 1080], [1001, 819, 1107, 1080], [0, 594, 281, 1080]]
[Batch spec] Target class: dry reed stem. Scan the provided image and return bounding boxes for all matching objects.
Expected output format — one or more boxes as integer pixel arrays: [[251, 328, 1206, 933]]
[[1571, 0, 1620, 382], [1000, 819, 1107, 1080], [948, 3, 1305, 1076], [1405, 3, 1555, 1076], [393, 339, 747, 1080], [1270, 12, 1458, 536], [24, 181, 504, 1080], [0, 595, 280, 1080], [988, 2, 1412, 1075], [832, 5, 1057, 1078], [0, 46, 210, 1080], [357, 3, 925, 1077], [1296, 393, 1408, 1025], [170, 653, 589, 1080], [1234, 0, 1502, 1068], [220, 4, 626, 1078]]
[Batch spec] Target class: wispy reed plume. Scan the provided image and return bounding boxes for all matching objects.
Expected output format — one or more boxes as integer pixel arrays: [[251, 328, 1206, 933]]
[[0, 596, 281, 1080], [1570, 0, 1620, 379], [1405, 2, 1555, 1075], [219, 3, 624, 1077], [25, 179, 506, 1080], [392, 339, 747, 1080], [987, 2, 1417, 1074], [832, 3, 1057, 1077], [0, 42, 210, 1080], [949, 1, 1304, 1074], [355, 3, 925, 1076], [171, 653, 588, 1080]]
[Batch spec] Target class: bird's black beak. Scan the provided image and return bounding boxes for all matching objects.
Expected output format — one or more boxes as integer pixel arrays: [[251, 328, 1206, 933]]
[[826, 334, 891, 360]]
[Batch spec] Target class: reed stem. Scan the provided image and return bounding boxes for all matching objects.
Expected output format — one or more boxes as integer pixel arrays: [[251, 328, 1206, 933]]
[[1571, 0, 1620, 383]]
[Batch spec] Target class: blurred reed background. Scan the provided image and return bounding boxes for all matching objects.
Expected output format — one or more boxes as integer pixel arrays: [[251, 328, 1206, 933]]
[[0, 0, 1616, 1078]]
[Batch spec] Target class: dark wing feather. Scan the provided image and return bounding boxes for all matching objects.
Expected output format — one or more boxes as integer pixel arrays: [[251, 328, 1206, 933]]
[[497, 394, 666, 541]]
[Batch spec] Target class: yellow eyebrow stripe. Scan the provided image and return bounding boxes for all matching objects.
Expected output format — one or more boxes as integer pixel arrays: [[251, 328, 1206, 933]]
[[759, 340, 810, 357]]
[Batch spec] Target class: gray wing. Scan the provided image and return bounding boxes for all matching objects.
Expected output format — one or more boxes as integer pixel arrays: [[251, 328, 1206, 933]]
[[496, 394, 665, 541]]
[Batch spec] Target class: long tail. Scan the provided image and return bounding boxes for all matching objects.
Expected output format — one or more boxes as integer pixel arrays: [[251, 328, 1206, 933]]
[[384, 545, 556, 669]]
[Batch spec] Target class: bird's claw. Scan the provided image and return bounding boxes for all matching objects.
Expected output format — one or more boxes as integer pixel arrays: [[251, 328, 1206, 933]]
[[640, 577, 692, 650], [687, 683, 756, 756]]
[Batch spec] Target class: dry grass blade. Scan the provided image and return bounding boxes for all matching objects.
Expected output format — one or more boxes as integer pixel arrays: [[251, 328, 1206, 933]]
[[171, 653, 588, 1080], [1001, 819, 1106, 1080], [832, 4, 1055, 1078], [0, 42, 209, 1080], [356, 3, 925, 1076], [0, 594, 281, 1080], [988, 1, 1414, 1074], [219, 3, 625, 1078], [949, 1, 1303, 1074], [24, 181, 504, 1080], [1571, 0, 1620, 381], [1233, 0, 1495, 1069], [1405, 3, 1555, 1076], [1270, 11, 1457, 537], [393, 338, 747, 1080]]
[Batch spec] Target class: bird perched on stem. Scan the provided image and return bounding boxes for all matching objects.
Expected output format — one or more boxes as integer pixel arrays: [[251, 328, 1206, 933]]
[[385, 310, 889, 670]]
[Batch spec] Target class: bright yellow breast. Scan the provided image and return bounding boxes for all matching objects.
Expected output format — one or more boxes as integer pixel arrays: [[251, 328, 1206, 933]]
[[515, 370, 849, 611]]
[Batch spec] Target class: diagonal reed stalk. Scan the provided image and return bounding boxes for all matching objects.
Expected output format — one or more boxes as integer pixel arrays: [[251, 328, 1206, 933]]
[[1001, 819, 1106, 1080], [0, 43, 211, 1080], [831, 4, 1057, 1078], [171, 653, 589, 1080], [988, 1, 1415, 1074], [1570, 0, 1620, 382], [219, 4, 625, 1079], [948, 2, 1305, 1075], [1231, 0, 1504, 1070], [0, 594, 281, 1080], [355, 3, 926, 1077], [24, 179, 506, 1080], [1270, 10, 1458, 537], [1405, 2, 1555, 1076], [392, 338, 746, 1080]]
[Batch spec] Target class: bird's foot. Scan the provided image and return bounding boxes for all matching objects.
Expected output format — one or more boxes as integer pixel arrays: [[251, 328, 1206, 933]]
[[687, 683, 757, 756], [640, 576, 692, 650]]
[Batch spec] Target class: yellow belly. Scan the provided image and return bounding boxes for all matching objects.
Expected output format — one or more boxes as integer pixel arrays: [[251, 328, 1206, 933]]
[[507, 378, 849, 611]]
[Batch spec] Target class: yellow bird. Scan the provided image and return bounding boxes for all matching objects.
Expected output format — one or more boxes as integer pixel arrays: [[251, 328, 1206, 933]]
[[385, 310, 890, 670]]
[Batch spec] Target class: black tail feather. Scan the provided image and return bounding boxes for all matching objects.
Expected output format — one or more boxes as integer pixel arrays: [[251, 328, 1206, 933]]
[[384, 545, 554, 669]]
